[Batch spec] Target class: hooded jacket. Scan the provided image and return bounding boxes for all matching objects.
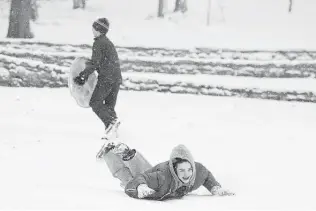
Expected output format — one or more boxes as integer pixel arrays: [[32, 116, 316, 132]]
[[124, 145, 221, 200]]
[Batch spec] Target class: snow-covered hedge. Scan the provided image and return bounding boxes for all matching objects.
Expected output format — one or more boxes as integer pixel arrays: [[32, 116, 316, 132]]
[[1, 46, 316, 78], [1, 40, 316, 61], [0, 54, 67, 87], [120, 77, 316, 103], [1, 40, 316, 103], [0, 56, 315, 103]]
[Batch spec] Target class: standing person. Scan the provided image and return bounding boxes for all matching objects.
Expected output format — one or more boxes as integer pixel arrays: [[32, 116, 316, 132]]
[[99, 142, 235, 200], [74, 17, 122, 139]]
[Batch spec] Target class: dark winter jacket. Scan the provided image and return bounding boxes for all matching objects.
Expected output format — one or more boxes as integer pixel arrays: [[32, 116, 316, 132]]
[[82, 35, 122, 83], [124, 145, 221, 201]]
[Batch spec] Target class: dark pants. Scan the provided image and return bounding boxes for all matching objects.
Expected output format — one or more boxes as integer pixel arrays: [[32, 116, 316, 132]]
[[89, 80, 120, 127]]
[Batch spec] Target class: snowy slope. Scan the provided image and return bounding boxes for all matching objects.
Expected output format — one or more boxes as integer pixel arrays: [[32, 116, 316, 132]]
[[0, 0, 316, 49], [0, 87, 315, 210], [0, 0, 316, 208]]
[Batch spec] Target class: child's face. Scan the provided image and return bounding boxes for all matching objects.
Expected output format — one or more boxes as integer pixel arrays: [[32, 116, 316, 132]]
[[92, 27, 100, 37], [175, 161, 193, 184]]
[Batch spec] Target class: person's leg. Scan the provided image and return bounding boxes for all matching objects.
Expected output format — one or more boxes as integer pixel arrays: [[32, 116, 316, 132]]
[[103, 82, 120, 121], [103, 151, 133, 187], [123, 151, 152, 177], [102, 142, 153, 188], [89, 80, 116, 127]]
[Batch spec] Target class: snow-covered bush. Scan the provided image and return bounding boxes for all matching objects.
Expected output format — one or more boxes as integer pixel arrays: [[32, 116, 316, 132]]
[[1, 41, 316, 103]]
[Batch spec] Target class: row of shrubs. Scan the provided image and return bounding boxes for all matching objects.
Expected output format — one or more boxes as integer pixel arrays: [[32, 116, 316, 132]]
[[0, 62, 315, 103], [1, 40, 316, 61], [1, 49, 316, 78]]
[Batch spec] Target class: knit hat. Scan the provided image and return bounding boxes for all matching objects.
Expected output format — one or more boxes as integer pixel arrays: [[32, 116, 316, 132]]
[[92, 18, 110, 35]]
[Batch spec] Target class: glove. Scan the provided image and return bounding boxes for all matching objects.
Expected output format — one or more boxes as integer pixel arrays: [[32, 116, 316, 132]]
[[211, 186, 235, 196], [73, 72, 88, 86], [137, 184, 155, 199]]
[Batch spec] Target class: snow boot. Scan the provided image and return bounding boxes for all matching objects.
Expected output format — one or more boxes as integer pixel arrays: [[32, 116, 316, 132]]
[[112, 143, 136, 161], [96, 139, 117, 160]]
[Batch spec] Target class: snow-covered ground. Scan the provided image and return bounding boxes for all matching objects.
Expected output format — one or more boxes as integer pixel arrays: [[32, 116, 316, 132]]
[[0, 87, 316, 210], [1, 0, 316, 209], [1, 0, 316, 49], [124, 72, 316, 93]]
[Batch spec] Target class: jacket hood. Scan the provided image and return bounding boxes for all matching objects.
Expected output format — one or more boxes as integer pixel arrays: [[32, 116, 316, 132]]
[[169, 144, 196, 190]]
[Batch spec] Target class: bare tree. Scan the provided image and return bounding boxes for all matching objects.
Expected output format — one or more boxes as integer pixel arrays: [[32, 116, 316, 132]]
[[7, 0, 34, 39], [206, 0, 211, 26], [31, 0, 38, 21], [174, 0, 187, 13], [288, 0, 293, 12], [158, 0, 167, 17], [73, 0, 86, 9]]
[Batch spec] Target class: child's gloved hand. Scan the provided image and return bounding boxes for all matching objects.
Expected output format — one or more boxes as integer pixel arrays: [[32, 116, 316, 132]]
[[74, 76, 86, 85], [74, 72, 88, 86], [211, 186, 235, 196], [137, 184, 155, 198]]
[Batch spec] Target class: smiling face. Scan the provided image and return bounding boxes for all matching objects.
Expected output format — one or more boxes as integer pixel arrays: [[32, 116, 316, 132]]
[[175, 161, 193, 184], [92, 27, 101, 38]]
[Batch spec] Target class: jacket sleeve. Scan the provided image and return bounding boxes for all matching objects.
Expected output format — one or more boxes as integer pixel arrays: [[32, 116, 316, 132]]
[[199, 163, 221, 193], [124, 170, 165, 199], [81, 42, 103, 76]]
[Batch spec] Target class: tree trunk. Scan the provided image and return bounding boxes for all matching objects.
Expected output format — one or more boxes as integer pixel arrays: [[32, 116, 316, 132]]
[[73, 0, 85, 9], [206, 0, 211, 26], [7, 0, 34, 39], [174, 0, 187, 13], [31, 0, 38, 21], [288, 0, 293, 13], [73, 0, 80, 9], [158, 0, 166, 17]]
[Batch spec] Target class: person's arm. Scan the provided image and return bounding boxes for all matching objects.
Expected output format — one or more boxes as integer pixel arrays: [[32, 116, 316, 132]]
[[125, 171, 165, 199], [199, 163, 222, 191], [198, 163, 235, 196], [74, 42, 103, 85], [80, 42, 103, 78]]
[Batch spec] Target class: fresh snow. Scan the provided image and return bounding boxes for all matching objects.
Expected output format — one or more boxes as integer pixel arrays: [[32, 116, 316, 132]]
[[121, 55, 316, 66], [124, 72, 316, 93], [0, 0, 316, 209], [0, 87, 316, 210], [3, 46, 316, 67], [0, 54, 68, 73], [0, 46, 90, 58], [1, 0, 316, 50]]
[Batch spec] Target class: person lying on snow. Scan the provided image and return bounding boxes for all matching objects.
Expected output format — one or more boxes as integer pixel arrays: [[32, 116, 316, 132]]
[[99, 140, 235, 200]]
